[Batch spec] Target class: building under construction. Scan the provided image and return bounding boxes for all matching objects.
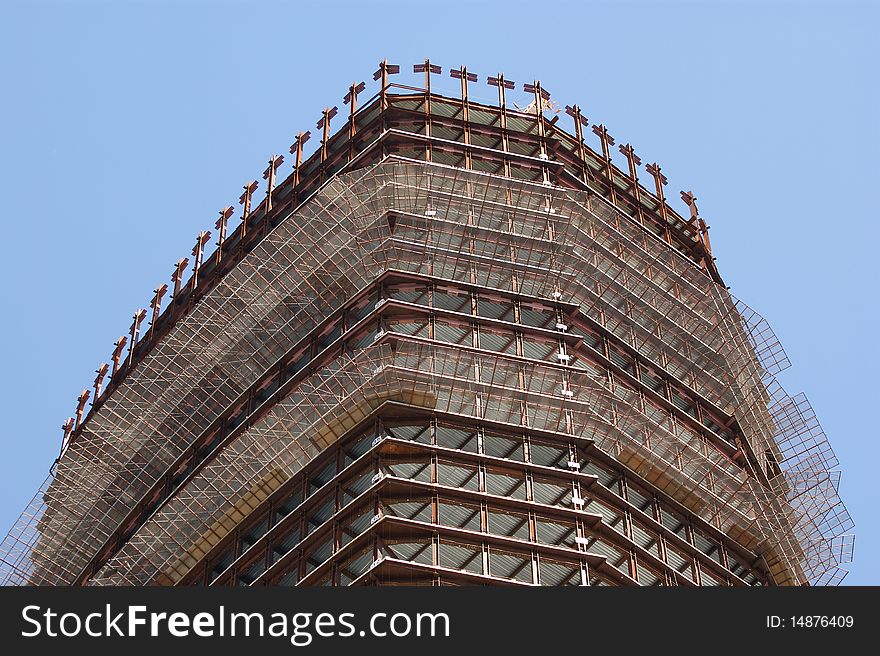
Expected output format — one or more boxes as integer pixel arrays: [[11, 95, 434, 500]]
[[0, 61, 853, 586]]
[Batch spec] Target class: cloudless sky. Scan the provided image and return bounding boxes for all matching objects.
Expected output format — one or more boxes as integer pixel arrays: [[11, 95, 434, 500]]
[[0, 0, 876, 585]]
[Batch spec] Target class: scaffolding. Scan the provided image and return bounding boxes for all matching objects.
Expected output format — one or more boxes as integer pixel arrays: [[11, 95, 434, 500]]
[[0, 62, 853, 587]]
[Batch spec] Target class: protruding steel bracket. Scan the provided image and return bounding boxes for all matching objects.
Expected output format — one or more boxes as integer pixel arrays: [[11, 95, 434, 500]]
[[191, 230, 212, 288], [239, 180, 259, 237], [128, 309, 147, 366], [374, 60, 400, 111], [317, 106, 338, 163], [149, 283, 168, 336], [93, 363, 109, 401], [75, 389, 91, 430], [262, 155, 284, 212], [289, 131, 311, 187], [171, 257, 189, 298], [111, 336, 127, 377], [215, 206, 234, 264]]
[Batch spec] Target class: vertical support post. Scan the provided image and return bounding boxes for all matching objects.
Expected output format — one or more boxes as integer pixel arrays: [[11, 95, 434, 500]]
[[451, 66, 477, 168], [452, 66, 477, 122], [61, 418, 74, 455], [317, 106, 338, 166], [373, 60, 399, 111], [415, 60, 441, 116], [680, 189, 702, 243], [263, 155, 284, 212], [528, 81, 544, 123], [451, 65, 479, 282], [214, 206, 234, 265], [423, 59, 433, 95], [591, 124, 617, 205], [148, 283, 168, 338], [525, 81, 553, 184], [191, 230, 212, 289], [239, 180, 259, 238], [699, 218, 712, 255], [414, 61, 440, 159], [289, 132, 311, 187], [345, 81, 365, 138], [344, 81, 366, 160], [646, 163, 668, 213], [93, 363, 109, 402], [374, 60, 399, 161], [681, 191, 712, 264], [619, 144, 645, 225], [646, 162, 672, 244], [74, 389, 91, 430], [565, 104, 590, 185], [681, 190, 713, 269], [680, 190, 700, 223], [378, 61, 389, 110], [171, 257, 189, 298], [489, 73, 516, 175], [489, 72, 516, 124], [490, 73, 518, 293], [128, 309, 147, 366], [111, 336, 127, 377]]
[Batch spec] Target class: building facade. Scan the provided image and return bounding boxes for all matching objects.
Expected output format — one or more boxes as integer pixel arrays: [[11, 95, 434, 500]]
[[0, 62, 853, 586]]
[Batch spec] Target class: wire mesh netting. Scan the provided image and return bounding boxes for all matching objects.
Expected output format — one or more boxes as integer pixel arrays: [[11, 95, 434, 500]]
[[0, 161, 852, 586]]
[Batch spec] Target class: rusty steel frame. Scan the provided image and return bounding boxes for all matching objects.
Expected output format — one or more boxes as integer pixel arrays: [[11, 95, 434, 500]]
[[0, 61, 852, 588]]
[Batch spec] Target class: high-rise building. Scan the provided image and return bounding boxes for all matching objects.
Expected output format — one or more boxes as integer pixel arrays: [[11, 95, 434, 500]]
[[0, 61, 853, 587]]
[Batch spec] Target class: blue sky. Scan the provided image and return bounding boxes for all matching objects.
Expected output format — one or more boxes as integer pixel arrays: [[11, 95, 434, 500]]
[[0, 0, 876, 585]]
